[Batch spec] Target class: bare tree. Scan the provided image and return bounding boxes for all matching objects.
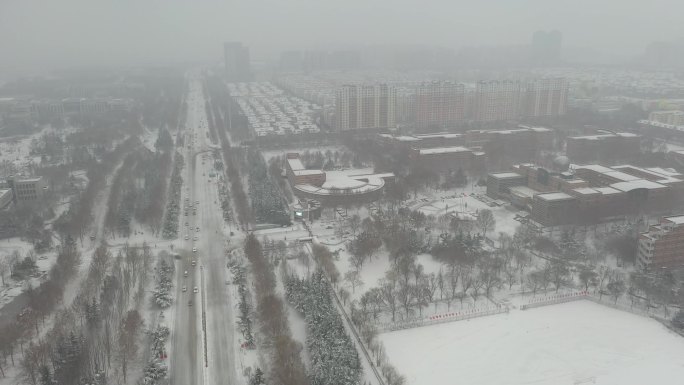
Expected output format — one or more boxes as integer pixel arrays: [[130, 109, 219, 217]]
[[378, 276, 398, 322], [344, 269, 364, 293], [476, 209, 495, 238], [118, 309, 143, 382], [607, 272, 626, 304], [579, 267, 598, 291]]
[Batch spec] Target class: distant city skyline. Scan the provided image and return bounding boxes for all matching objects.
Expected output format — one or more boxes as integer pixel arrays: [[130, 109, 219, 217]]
[[1, 0, 683, 76]]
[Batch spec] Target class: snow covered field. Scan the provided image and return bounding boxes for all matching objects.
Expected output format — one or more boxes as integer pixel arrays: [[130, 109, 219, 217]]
[[380, 301, 684, 385]]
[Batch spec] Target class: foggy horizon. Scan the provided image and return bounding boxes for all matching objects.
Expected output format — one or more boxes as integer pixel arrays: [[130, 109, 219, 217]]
[[1, 0, 683, 77]]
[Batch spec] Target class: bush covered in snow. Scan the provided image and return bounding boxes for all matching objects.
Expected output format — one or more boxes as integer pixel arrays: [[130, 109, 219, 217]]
[[153, 260, 174, 308]]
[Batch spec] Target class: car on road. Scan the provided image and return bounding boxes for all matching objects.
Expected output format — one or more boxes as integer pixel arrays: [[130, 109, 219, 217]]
[[191, 260, 196, 266], [188, 300, 193, 306], [182, 286, 187, 292], [185, 222, 189, 226], [184, 235, 189, 240], [196, 226, 200, 231], [193, 236, 198, 241], [193, 286, 198, 293], [192, 247, 197, 253], [184, 270, 188, 277]]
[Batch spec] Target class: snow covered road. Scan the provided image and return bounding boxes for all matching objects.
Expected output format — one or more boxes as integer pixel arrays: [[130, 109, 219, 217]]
[[169, 75, 240, 385]]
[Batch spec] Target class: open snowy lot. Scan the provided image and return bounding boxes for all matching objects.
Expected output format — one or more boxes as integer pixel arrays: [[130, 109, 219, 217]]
[[380, 301, 684, 385]]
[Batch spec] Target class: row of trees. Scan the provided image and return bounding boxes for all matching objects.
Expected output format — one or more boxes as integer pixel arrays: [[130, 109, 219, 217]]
[[9, 243, 153, 384], [203, 78, 251, 227], [162, 152, 184, 239], [54, 136, 139, 242], [246, 149, 290, 226], [229, 261, 254, 347], [243, 234, 308, 384], [141, 325, 170, 385], [104, 137, 173, 238], [285, 271, 362, 385]]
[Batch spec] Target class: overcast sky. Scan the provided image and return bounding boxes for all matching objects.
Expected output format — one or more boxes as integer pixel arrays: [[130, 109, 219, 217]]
[[1, 0, 682, 76]]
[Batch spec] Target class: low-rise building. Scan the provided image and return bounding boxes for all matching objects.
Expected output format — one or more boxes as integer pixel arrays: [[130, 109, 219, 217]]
[[487, 163, 684, 226], [0, 189, 12, 209], [649, 110, 684, 126], [531, 192, 577, 226], [5, 176, 47, 203], [409, 146, 486, 174], [638, 215, 684, 269], [566, 132, 641, 163], [486, 172, 527, 199], [285, 152, 394, 206]]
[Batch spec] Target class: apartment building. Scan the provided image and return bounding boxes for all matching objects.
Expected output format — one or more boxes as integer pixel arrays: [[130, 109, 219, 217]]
[[475, 80, 522, 122], [649, 110, 684, 126], [335, 84, 396, 131], [224, 42, 251, 82], [522, 78, 568, 118], [415, 81, 465, 129], [638, 215, 684, 269]]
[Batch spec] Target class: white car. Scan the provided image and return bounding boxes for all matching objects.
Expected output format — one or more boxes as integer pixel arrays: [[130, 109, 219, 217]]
[[192, 247, 197, 253], [184, 235, 189, 240], [193, 287, 198, 293]]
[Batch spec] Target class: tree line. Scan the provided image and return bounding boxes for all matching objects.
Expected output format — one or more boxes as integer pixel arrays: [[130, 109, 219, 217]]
[[243, 234, 308, 385]]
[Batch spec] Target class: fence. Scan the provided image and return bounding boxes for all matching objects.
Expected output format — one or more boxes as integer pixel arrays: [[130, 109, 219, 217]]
[[378, 305, 509, 332], [521, 291, 674, 323], [520, 291, 588, 310]]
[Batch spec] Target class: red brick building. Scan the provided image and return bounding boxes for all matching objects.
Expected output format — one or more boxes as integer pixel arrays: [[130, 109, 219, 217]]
[[638, 215, 684, 269]]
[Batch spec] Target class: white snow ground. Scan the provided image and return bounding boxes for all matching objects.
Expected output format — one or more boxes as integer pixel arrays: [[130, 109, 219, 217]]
[[380, 301, 684, 385]]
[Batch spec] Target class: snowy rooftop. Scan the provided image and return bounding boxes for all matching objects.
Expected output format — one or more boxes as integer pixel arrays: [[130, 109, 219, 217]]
[[573, 187, 600, 195], [396, 136, 421, 142], [574, 164, 614, 174], [664, 215, 684, 225], [490, 172, 523, 179], [613, 165, 683, 184], [509, 186, 538, 198], [537, 192, 574, 201], [293, 169, 394, 196], [571, 132, 639, 140], [610, 180, 667, 191], [595, 187, 621, 195], [604, 171, 641, 182], [287, 157, 305, 171], [293, 169, 324, 176], [417, 146, 471, 155], [415, 133, 462, 139]]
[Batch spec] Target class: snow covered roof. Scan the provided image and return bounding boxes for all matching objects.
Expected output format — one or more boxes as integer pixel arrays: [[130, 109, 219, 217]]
[[293, 169, 324, 176], [509, 186, 537, 198], [537, 192, 574, 201], [415, 133, 462, 139], [287, 157, 305, 171], [573, 187, 600, 195], [664, 215, 684, 225], [574, 164, 614, 174], [396, 136, 421, 142], [417, 146, 471, 155], [604, 171, 641, 182], [595, 187, 621, 195], [610, 180, 667, 191], [490, 172, 523, 179]]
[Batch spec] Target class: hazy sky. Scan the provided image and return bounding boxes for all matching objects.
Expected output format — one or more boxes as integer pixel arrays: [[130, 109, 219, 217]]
[[1, 0, 682, 75]]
